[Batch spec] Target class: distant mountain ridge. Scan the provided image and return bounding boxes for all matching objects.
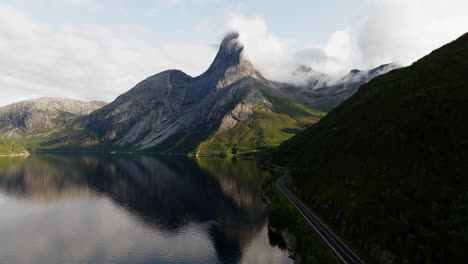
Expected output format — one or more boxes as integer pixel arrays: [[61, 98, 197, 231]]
[[279, 63, 401, 111], [0, 97, 106, 139]]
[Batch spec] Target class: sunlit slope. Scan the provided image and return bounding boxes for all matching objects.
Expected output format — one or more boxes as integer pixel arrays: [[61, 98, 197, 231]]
[[0, 133, 28, 155], [196, 87, 325, 155]]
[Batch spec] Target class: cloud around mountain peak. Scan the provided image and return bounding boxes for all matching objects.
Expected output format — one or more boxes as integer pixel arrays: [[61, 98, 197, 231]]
[[218, 32, 244, 57], [225, 0, 468, 83]]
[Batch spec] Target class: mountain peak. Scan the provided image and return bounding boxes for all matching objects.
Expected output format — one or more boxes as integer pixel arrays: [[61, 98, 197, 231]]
[[198, 32, 262, 90], [293, 65, 313, 75], [0, 98, 106, 134], [206, 32, 245, 71], [218, 32, 244, 60], [208, 31, 248, 70]]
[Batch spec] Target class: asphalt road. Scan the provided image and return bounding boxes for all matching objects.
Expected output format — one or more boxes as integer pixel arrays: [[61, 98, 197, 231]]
[[277, 174, 365, 264]]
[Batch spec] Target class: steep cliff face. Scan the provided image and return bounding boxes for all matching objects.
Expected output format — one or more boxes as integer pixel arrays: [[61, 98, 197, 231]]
[[196, 32, 264, 91], [218, 89, 272, 132], [74, 32, 322, 154], [194, 78, 324, 155], [0, 98, 106, 138]]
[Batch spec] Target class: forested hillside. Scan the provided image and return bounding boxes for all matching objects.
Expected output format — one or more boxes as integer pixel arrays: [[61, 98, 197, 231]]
[[274, 33, 468, 263]]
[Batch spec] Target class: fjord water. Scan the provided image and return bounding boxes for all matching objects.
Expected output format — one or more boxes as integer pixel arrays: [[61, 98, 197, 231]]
[[0, 154, 291, 264]]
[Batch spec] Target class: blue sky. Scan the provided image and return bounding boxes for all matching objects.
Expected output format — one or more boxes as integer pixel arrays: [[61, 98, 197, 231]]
[[4, 0, 366, 48], [0, 0, 466, 106]]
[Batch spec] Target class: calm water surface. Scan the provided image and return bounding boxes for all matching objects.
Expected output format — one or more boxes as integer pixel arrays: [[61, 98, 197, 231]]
[[0, 154, 292, 264]]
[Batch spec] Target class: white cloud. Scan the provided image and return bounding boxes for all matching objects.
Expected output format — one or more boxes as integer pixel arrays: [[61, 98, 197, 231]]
[[225, 14, 297, 82], [226, 0, 468, 82], [0, 3, 216, 106], [225, 14, 357, 82], [0, 196, 217, 264], [0, 0, 467, 106], [358, 0, 468, 68], [293, 30, 358, 78]]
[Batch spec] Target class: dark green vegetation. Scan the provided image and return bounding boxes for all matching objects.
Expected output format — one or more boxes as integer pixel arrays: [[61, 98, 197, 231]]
[[262, 170, 340, 264], [0, 134, 27, 155], [17, 126, 111, 152], [274, 33, 468, 263]]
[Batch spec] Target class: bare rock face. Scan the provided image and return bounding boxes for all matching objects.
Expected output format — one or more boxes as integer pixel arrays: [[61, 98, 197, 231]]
[[208, 32, 262, 89], [80, 32, 272, 151], [0, 97, 106, 135], [219, 90, 272, 131]]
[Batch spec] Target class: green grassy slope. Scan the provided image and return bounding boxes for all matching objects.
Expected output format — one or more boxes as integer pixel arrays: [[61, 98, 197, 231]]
[[14, 125, 111, 153], [196, 92, 325, 156], [273, 33, 468, 263], [0, 134, 28, 155]]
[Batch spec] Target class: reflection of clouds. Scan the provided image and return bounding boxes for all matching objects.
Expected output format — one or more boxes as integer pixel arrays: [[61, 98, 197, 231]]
[[241, 226, 292, 264], [0, 154, 292, 264], [0, 194, 216, 264]]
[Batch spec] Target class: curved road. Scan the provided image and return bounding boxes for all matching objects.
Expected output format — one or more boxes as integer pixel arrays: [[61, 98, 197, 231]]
[[277, 175, 365, 264]]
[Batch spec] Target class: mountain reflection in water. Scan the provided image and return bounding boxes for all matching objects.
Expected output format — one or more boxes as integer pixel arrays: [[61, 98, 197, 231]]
[[0, 154, 292, 264]]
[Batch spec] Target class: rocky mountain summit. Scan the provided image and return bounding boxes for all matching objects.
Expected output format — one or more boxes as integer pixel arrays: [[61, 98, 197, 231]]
[[66, 32, 323, 154], [0, 97, 106, 138]]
